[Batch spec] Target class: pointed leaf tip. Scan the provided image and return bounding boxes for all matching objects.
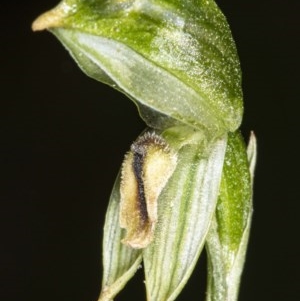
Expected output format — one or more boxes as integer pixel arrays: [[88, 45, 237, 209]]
[[32, 2, 75, 31]]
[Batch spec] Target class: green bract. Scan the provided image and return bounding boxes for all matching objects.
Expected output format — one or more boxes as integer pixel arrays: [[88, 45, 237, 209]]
[[33, 0, 243, 137]]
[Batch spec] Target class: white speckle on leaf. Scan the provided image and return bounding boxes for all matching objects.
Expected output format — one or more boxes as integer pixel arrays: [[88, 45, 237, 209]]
[[61, 2, 77, 14], [150, 28, 202, 76]]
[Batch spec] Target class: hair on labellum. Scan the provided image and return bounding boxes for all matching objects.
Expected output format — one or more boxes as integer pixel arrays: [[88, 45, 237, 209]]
[[120, 132, 177, 249]]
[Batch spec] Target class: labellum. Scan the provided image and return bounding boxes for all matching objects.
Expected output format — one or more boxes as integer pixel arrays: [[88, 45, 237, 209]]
[[120, 132, 177, 248]]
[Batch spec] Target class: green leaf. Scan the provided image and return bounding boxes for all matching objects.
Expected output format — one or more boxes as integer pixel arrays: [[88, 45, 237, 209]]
[[99, 176, 142, 301], [205, 131, 256, 301], [143, 128, 228, 301], [33, 0, 243, 137]]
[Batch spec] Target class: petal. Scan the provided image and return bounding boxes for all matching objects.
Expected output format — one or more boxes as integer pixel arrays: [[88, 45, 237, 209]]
[[99, 175, 142, 301], [205, 131, 256, 301], [33, 0, 243, 136], [143, 129, 227, 301]]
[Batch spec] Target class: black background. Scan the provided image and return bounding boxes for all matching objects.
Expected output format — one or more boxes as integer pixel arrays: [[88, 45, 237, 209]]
[[1, 1, 299, 300]]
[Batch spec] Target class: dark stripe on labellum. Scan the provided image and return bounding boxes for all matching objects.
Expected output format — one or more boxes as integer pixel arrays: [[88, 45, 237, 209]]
[[132, 148, 148, 223], [130, 132, 166, 224], [120, 131, 177, 248]]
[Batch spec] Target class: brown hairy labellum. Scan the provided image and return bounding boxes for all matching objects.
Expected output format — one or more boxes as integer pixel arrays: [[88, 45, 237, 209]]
[[120, 132, 177, 248]]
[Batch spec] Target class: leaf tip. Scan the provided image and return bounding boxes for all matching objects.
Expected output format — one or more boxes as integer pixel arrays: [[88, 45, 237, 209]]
[[32, 2, 73, 31]]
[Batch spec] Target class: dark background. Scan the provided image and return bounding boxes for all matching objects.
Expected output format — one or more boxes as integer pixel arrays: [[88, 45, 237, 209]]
[[1, 0, 299, 300]]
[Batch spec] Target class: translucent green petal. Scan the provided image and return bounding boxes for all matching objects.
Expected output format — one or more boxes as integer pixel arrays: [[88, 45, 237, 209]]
[[99, 176, 142, 301], [143, 129, 227, 301], [205, 131, 256, 301], [33, 0, 243, 136]]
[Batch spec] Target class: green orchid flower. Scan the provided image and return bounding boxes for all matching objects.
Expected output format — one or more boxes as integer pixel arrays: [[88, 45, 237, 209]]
[[33, 1, 256, 300]]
